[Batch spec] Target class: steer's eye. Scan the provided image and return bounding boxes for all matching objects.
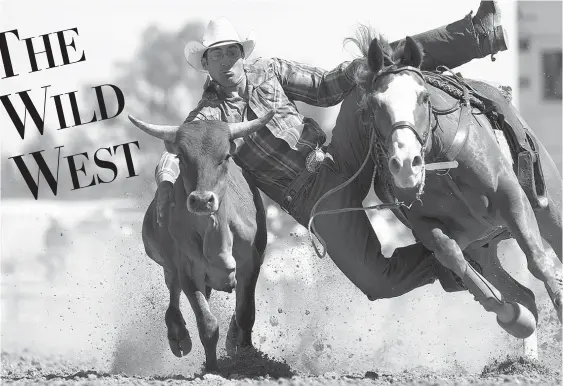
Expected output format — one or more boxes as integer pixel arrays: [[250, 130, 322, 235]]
[[219, 154, 231, 166]]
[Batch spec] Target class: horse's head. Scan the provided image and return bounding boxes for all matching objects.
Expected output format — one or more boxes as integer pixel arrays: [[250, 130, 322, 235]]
[[356, 33, 432, 190]]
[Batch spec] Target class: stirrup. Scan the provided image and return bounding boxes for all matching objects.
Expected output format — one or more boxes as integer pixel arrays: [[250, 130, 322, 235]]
[[517, 150, 548, 211]]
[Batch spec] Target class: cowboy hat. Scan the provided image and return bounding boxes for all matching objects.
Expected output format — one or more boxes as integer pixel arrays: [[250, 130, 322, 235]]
[[184, 17, 255, 73]]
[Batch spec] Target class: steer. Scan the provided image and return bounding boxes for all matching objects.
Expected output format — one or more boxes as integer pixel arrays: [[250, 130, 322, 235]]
[[128, 111, 274, 372]]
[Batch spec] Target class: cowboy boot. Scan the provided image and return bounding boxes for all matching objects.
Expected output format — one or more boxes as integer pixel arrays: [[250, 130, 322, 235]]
[[461, 263, 537, 339], [472, 1, 509, 60]]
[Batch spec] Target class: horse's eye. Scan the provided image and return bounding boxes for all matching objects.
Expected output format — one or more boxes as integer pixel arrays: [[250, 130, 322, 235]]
[[421, 92, 430, 103]]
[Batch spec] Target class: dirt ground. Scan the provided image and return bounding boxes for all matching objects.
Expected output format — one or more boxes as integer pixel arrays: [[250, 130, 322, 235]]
[[2, 350, 561, 385], [2, 200, 562, 385]]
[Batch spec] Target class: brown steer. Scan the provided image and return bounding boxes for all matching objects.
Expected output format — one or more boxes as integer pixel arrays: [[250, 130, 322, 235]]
[[128, 111, 274, 371]]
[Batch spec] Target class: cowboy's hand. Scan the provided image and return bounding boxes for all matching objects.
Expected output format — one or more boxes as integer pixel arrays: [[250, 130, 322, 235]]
[[156, 181, 175, 227]]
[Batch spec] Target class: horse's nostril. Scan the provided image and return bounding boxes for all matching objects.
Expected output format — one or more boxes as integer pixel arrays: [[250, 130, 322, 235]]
[[412, 155, 423, 168], [389, 157, 402, 174]]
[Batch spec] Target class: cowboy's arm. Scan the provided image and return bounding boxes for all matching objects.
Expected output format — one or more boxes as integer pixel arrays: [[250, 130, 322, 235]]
[[272, 57, 362, 107], [155, 151, 180, 184], [154, 150, 177, 227]]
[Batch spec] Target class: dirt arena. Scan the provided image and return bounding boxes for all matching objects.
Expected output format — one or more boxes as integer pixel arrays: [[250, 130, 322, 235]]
[[2, 198, 561, 385]]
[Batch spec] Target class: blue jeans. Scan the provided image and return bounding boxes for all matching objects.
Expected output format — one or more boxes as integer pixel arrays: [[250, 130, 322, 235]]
[[392, 13, 485, 71]]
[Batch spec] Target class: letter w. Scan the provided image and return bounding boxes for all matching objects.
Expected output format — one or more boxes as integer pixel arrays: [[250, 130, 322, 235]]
[[8, 146, 63, 200], [0, 85, 50, 139]]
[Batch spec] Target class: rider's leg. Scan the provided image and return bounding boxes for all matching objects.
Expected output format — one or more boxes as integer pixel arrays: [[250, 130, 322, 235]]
[[391, 1, 507, 71], [294, 162, 440, 301]]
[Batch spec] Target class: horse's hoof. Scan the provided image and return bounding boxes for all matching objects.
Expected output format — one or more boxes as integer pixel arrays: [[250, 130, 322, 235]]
[[496, 301, 536, 339], [168, 335, 192, 357]]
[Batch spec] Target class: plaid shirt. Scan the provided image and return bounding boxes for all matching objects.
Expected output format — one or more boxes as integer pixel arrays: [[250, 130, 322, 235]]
[[155, 57, 361, 204]]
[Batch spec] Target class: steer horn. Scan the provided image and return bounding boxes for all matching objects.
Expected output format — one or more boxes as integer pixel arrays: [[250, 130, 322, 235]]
[[128, 115, 179, 142], [229, 110, 276, 139]]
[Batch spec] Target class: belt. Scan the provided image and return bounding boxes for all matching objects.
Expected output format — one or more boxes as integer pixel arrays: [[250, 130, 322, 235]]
[[281, 148, 331, 213]]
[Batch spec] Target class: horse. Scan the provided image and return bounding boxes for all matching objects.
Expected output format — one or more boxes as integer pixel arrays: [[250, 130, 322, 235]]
[[330, 28, 562, 357]]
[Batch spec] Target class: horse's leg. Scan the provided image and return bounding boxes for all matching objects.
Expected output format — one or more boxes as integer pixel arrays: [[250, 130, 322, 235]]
[[226, 248, 262, 356], [411, 217, 536, 339], [163, 267, 192, 357], [529, 142, 563, 321], [177, 259, 219, 372], [465, 240, 538, 359], [532, 151, 563, 320], [496, 170, 563, 322]]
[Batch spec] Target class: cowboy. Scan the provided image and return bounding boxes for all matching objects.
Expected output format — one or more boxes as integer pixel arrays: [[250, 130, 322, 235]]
[[153, 2, 509, 300]]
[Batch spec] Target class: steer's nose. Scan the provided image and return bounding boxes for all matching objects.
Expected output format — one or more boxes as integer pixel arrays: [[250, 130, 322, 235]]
[[187, 191, 218, 214]]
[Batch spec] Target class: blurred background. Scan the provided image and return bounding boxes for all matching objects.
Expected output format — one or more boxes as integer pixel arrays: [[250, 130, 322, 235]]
[[1, 0, 561, 377]]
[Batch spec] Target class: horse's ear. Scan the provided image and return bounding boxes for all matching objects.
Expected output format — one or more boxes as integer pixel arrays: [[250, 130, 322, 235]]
[[368, 38, 384, 73], [402, 36, 423, 68]]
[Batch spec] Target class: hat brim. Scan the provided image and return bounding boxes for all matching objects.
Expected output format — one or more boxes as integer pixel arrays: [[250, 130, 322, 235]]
[[184, 33, 255, 73]]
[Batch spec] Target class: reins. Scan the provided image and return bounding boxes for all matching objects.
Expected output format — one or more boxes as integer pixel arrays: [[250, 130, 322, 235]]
[[307, 129, 393, 259]]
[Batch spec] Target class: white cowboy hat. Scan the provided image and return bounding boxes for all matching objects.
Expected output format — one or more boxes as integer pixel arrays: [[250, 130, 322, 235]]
[[184, 17, 255, 73]]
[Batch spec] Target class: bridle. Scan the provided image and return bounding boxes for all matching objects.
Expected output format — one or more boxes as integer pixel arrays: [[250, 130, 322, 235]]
[[371, 65, 433, 154]]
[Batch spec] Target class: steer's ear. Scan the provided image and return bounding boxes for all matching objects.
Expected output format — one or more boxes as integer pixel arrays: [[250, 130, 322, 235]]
[[229, 138, 244, 155]]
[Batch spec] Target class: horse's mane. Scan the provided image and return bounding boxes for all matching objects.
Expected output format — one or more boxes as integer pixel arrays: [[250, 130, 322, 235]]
[[343, 24, 418, 92], [344, 25, 392, 90]]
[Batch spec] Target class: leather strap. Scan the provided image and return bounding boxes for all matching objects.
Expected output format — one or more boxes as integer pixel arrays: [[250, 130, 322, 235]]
[[443, 104, 472, 161]]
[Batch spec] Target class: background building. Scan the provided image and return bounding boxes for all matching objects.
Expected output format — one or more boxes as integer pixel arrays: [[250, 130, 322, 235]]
[[517, 1, 562, 171]]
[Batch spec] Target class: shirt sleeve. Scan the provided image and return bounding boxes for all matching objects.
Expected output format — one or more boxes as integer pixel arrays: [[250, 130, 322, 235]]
[[272, 57, 362, 107], [155, 150, 180, 184]]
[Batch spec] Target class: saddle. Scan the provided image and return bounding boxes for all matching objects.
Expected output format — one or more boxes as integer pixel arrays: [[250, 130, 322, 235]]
[[423, 68, 548, 211]]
